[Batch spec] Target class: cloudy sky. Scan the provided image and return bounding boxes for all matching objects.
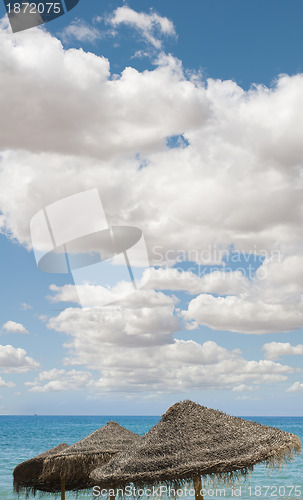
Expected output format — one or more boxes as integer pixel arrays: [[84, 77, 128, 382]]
[[1, 0, 303, 416]]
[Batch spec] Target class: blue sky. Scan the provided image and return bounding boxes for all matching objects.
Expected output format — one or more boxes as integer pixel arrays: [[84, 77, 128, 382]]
[[49, 0, 303, 87], [0, 0, 303, 416]]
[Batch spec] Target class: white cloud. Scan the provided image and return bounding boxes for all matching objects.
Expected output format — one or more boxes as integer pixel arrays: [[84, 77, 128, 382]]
[[131, 50, 151, 60], [183, 294, 303, 334], [48, 292, 179, 349], [0, 25, 202, 168], [183, 256, 303, 334], [1, 26, 303, 339], [145, 267, 249, 295], [0, 376, 15, 389], [1, 26, 303, 270], [40, 284, 295, 395], [91, 351, 291, 394], [262, 342, 303, 360], [286, 381, 303, 393], [26, 369, 93, 392], [108, 6, 176, 49], [48, 284, 176, 309], [20, 303, 32, 311], [26, 339, 292, 395], [235, 395, 262, 401], [45, 292, 293, 394], [38, 315, 48, 323], [42, 256, 301, 395], [1, 321, 28, 335], [232, 384, 257, 392], [0, 345, 40, 373], [61, 20, 102, 43]]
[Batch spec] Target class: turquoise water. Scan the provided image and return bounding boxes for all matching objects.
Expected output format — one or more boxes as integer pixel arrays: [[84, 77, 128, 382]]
[[0, 416, 302, 499]]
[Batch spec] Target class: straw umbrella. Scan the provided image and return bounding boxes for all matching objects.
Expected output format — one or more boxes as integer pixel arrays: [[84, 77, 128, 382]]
[[13, 421, 140, 499], [91, 400, 302, 500], [13, 443, 69, 495]]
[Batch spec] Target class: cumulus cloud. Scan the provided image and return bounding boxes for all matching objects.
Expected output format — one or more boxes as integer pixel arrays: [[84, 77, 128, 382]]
[[0, 26, 202, 164], [1, 25, 303, 270], [0, 345, 40, 373], [0, 376, 15, 389], [232, 384, 257, 392], [183, 294, 303, 334], [20, 303, 32, 311], [234, 395, 262, 401], [43, 286, 294, 395], [262, 342, 303, 360], [97, 346, 291, 394], [145, 267, 249, 295], [48, 284, 176, 309], [26, 369, 93, 392], [38, 284, 294, 395], [48, 292, 179, 349], [26, 337, 292, 394], [1, 25, 303, 342], [286, 382, 303, 393], [183, 256, 303, 334], [61, 20, 102, 43], [1, 321, 28, 334], [107, 6, 176, 49], [48, 268, 249, 309]]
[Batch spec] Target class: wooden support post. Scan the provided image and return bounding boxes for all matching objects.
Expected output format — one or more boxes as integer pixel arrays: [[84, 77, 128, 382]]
[[109, 484, 115, 500], [193, 476, 204, 500], [61, 475, 65, 500]]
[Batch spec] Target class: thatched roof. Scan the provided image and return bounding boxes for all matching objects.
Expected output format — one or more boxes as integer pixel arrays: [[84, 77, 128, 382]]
[[13, 443, 69, 494], [91, 400, 302, 490], [14, 421, 140, 495]]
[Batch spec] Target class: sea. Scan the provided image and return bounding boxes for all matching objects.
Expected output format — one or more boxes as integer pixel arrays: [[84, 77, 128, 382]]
[[0, 416, 302, 499]]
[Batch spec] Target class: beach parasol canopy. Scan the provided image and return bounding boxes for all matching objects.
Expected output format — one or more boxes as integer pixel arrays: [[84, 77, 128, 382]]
[[13, 443, 69, 494], [91, 400, 302, 499], [13, 421, 140, 497]]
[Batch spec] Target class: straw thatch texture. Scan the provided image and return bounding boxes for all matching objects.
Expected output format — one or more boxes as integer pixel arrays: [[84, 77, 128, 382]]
[[91, 400, 302, 490], [40, 421, 140, 492], [13, 443, 69, 494], [14, 421, 140, 495]]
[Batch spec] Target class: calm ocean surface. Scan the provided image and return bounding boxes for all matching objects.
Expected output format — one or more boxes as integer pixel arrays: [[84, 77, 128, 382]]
[[0, 416, 302, 499]]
